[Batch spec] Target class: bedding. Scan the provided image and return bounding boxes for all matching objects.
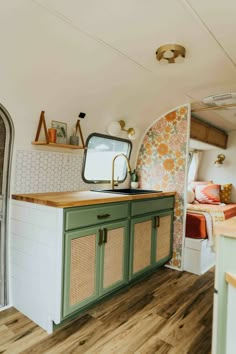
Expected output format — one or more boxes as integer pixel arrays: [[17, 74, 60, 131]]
[[186, 203, 236, 241]]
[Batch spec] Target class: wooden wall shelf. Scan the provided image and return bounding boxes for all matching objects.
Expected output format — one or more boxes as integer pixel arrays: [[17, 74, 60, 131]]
[[31, 141, 86, 150], [32, 111, 86, 150]]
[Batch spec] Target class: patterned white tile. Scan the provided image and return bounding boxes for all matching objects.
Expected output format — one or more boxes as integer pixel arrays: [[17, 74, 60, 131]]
[[14, 150, 85, 194]]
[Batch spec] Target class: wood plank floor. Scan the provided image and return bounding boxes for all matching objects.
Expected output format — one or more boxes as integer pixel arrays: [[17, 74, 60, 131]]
[[0, 267, 214, 354]]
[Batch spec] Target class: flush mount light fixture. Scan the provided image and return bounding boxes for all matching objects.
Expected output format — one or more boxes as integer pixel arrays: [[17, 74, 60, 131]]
[[156, 44, 186, 64], [107, 120, 139, 140], [214, 154, 225, 167]]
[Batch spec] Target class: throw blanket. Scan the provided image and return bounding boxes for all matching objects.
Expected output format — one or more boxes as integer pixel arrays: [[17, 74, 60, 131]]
[[187, 203, 225, 250]]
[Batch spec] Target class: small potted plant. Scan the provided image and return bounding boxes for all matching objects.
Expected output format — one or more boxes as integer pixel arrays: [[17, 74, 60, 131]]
[[130, 169, 139, 189]]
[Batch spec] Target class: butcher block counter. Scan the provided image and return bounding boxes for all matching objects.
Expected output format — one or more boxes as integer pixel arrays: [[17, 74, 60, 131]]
[[10, 190, 175, 334], [12, 190, 175, 208], [215, 216, 236, 239]]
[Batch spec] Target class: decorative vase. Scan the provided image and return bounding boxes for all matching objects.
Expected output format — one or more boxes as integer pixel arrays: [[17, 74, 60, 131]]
[[131, 181, 139, 189]]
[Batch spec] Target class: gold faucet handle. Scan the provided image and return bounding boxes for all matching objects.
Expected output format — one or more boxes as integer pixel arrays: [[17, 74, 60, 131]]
[[114, 176, 119, 187]]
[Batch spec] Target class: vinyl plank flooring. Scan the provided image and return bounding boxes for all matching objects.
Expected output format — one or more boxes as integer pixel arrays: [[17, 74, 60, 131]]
[[0, 267, 214, 354]]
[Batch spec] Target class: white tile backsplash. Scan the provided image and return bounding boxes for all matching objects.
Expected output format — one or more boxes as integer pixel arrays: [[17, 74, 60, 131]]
[[14, 150, 87, 194]]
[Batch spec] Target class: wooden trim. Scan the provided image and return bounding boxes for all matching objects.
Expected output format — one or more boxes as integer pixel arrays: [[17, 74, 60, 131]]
[[32, 141, 86, 149], [11, 191, 176, 208], [34, 111, 49, 144], [75, 120, 85, 148], [225, 272, 236, 288]]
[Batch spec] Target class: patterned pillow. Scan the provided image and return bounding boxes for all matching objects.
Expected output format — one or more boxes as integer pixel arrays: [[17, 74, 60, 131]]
[[195, 184, 221, 204], [190, 180, 213, 191], [220, 184, 232, 204]]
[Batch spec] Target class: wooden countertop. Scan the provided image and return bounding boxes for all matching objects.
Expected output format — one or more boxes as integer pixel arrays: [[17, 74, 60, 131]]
[[225, 272, 236, 288], [215, 216, 236, 239], [12, 190, 175, 208]]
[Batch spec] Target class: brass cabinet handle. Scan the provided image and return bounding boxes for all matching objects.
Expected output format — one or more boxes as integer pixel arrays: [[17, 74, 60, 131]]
[[97, 213, 111, 219], [154, 216, 160, 228], [103, 228, 108, 243], [98, 229, 103, 245]]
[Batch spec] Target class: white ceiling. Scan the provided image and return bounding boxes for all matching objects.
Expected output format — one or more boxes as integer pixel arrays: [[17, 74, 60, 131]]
[[1, 0, 236, 142]]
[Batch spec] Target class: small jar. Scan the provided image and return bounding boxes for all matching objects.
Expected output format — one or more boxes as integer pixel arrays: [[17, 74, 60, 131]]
[[70, 135, 79, 145]]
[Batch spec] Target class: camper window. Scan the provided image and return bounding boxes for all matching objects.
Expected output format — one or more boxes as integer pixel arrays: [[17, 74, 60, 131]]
[[82, 133, 132, 184]]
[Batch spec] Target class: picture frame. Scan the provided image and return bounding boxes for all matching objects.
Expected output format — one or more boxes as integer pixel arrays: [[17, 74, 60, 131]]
[[51, 120, 67, 144]]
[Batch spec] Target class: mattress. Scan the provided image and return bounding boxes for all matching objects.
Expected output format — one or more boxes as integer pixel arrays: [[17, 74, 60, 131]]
[[186, 203, 236, 239], [186, 213, 207, 239]]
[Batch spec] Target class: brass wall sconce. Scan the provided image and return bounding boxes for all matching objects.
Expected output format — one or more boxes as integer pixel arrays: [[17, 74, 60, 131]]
[[156, 44, 186, 64], [107, 120, 139, 140], [214, 154, 225, 167]]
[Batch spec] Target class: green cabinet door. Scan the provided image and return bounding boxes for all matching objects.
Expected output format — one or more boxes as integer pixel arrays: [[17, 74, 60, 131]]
[[63, 226, 100, 317], [63, 220, 129, 318], [153, 211, 174, 266], [100, 220, 129, 296], [129, 215, 153, 280]]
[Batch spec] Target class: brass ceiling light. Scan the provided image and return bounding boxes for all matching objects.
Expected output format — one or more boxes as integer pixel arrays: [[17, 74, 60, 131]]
[[156, 44, 186, 64]]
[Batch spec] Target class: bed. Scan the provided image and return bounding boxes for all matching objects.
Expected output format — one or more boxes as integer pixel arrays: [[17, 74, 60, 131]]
[[186, 203, 236, 239], [184, 182, 236, 275], [184, 203, 236, 275]]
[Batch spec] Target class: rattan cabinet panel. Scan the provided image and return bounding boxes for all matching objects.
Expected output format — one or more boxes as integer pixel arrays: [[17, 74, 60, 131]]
[[101, 220, 129, 295], [155, 212, 173, 264], [130, 216, 153, 278], [130, 210, 174, 280], [63, 227, 99, 317]]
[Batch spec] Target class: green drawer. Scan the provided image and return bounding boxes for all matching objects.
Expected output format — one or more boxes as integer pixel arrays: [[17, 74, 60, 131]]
[[131, 196, 174, 217], [65, 202, 129, 231]]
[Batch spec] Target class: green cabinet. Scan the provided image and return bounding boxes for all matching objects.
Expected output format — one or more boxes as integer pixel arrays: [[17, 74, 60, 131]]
[[153, 211, 174, 266], [130, 214, 153, 278], [62, 196, 174, 319], [100, 220, 129, 296], [129, 210, 173, 280], [63, 218, 129, 318]]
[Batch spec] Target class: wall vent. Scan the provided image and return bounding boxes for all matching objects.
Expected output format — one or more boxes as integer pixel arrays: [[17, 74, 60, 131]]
[[202, 92, 236, 107]]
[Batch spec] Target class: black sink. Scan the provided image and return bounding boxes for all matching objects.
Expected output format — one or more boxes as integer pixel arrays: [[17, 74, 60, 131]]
[[91, 188, 162, 195]]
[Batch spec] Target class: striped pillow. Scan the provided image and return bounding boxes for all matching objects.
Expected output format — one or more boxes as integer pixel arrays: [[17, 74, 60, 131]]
[[195, 184, 221, 204]]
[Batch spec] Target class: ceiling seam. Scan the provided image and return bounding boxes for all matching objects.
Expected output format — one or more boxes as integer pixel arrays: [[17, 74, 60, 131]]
[[181, 0, 236, 69], [31, 0, 153, 74]]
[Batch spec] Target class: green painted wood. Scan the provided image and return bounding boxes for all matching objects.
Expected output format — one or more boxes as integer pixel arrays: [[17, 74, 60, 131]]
[[129, 214, 153, 280], [131, 196, 174, 217], [215, 236, 236, 354], [63, 226, 100, 318], [99, 220, 129, 296], [65, 202, 129, 231], [62, 196, 174, 322], [152, 210, 174, 266]]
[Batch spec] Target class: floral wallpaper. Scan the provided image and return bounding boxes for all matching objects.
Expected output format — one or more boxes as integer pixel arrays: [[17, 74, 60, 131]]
[[136, 105, 189, 270]]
